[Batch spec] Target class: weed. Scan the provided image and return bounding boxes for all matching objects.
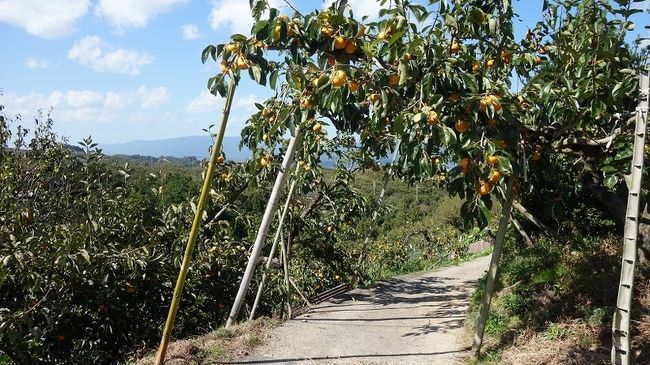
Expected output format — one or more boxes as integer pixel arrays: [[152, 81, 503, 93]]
[[244, 334, 260, 348], [467, 350, 503, 364], [214, 327, 236, 339], [585, 307, 611, 327], [199, 343, 225, 361], [543, 323, 571, 340], [485, 312, 510, 338]]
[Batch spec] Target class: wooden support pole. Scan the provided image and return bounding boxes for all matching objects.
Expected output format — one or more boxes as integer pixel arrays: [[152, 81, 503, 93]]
[[512, 201, 553, 235], [472, 183, 514, 355], [612, 71, 648, 365], [155, 79, 237, 365], [249, 179, 297, 320], [511, 215, 533, 247], [289, 277, 312, 307], [226, 128, 302, 328]]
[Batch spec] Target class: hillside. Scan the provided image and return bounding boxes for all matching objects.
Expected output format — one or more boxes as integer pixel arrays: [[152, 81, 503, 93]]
[[100, 135, 251, 161]]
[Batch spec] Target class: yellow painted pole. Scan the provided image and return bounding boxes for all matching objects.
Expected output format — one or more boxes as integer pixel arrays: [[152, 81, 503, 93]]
[[155, 79, 237, 365]]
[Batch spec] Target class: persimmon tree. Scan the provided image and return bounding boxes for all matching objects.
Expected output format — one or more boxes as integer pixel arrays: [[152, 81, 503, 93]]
[[203, 0, 645, 238], [516, 0, 649, 258], [196, 0, 647, 358]]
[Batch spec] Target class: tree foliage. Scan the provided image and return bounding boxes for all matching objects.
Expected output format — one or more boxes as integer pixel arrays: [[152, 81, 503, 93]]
[[205, 0, 647, 229]]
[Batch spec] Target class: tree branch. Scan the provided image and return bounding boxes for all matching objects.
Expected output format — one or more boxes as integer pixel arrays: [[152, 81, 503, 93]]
[[512, 201, 554, 235]]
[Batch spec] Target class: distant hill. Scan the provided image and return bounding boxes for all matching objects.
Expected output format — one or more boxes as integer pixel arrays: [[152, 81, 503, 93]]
[[100, 135, 251, 161]]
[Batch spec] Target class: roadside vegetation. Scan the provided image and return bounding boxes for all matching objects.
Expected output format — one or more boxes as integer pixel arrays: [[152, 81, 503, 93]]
[[466, 154, 650, 364], [0, 111, 486, 364]]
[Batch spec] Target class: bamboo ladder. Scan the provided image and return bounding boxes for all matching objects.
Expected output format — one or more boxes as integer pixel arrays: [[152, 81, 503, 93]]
[[612, 72, 649, 365]]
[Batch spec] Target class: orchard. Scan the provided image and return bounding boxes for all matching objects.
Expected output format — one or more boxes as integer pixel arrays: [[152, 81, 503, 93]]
[[0, 0, 648, 364], [173, 0, 648, 363]]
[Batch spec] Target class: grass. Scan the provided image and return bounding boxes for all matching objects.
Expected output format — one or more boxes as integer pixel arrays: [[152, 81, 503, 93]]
[[198, 342, 225, 362], [134, 317, 278, 365], [542, 323, 571, 340], [467, 350, 502, 365], [243, 333, 260, 347], [464, 229, 650, 364]]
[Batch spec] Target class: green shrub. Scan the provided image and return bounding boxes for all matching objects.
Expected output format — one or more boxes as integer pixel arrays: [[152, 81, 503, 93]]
[[0, 115, 255, 364]]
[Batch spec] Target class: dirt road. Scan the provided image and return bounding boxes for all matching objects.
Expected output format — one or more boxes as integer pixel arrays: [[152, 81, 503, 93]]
[[224, 255, 491, 365]]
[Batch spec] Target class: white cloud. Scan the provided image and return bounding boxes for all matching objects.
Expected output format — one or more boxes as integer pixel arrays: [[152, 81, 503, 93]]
[[181, 23, 204, 40], [25, 57, 49, 69], [208, 0, 283, 35], [234, 93, 260, 112], [187, 90, 222, 113], [187, 90, 259, 120], [68, 36, 152, 75], [208, 0, 252, 35], [1, 91, 65, 115], [95, 0, 188, 30], [137, 86, 170, 108], [322, 0, 382, 20], [0, 0, 89, 39], [66, 90, 103, 108], [104, 92, 126, 109], [0, 86, 170, 125]]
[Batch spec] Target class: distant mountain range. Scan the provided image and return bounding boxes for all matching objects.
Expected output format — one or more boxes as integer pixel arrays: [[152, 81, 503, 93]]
[[100, 135, 251, 161]]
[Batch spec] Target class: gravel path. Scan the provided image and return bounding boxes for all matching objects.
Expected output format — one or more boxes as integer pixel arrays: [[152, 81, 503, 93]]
[[223, 255, 491, 365]]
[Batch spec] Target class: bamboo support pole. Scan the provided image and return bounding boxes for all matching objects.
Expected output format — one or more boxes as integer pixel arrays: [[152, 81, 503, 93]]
[[155, 80, 237, 365], [612, 72, 648, 365], [249, 178, 298, 320], [226, 128, 302, 327], [472, 183, 514, 354], [280, 227, 292, 318]]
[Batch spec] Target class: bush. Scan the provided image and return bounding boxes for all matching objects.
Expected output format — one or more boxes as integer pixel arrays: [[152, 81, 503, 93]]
[[0, 114, 254, 364]]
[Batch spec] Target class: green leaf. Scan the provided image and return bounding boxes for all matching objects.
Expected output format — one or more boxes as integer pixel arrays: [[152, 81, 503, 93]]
[[250, 65, 262, 84], [488, 17, 497, 35], [398, 62, 409, 85], [270, 69, 279, 89], [601, 165, 617, 173], [440, 126, 457, 146], [79, 249, 91, 263], [604, 174, 619, 189], [201, 45, 215, 64], [445, 14, 458, 29]]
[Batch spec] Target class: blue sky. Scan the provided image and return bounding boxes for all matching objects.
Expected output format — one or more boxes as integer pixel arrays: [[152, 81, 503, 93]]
[[0, 0, 647, 144]]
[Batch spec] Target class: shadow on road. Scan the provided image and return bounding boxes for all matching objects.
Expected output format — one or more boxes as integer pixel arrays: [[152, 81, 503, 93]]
[[217, 349, 465, 364]]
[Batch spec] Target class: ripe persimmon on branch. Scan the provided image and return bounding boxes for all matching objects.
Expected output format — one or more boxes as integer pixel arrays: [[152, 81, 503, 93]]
[[202, 0, 647, 232]]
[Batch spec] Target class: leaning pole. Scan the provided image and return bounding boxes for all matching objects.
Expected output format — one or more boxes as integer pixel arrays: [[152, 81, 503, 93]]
[[611, 71, 648, 365], [249, 178, 298, 320], [155, 80, 237, 365], [226, 128, 302, 328], [472, 182, 514, 354]]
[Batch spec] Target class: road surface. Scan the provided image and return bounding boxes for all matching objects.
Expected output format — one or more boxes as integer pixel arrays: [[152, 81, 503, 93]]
[[224, 255, 490, 365]]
